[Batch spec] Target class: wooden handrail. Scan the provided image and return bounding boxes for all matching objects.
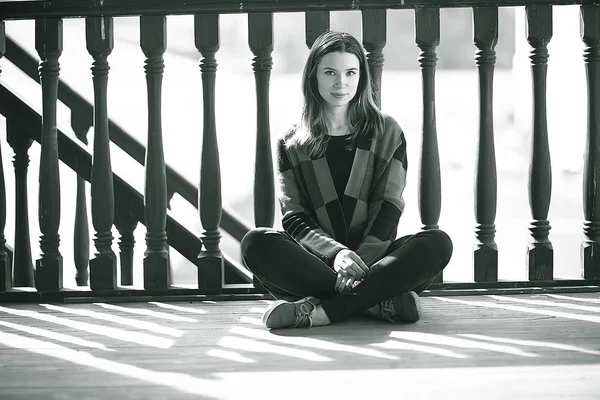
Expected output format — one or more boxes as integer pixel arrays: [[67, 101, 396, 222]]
[[0, 0, 596, 20], [4, 36, 253, 243]]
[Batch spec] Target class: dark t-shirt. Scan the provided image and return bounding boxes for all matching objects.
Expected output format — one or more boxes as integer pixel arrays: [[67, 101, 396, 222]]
[[325, 134, 356, 200]]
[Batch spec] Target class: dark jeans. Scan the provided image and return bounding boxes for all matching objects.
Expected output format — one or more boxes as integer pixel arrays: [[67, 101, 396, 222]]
[[241, 228, 453, 323]]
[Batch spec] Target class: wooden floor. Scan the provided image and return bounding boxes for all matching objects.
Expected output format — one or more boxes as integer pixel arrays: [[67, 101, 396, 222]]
[[1, 293, 599, 400]]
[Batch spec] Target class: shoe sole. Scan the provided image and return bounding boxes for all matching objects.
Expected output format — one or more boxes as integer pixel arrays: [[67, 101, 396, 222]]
[[261, 300, 290, 328], [401, 292, 422, 322]]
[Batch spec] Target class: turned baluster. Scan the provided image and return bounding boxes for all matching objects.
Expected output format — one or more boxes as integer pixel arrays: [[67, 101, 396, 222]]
[[87, 16, 117, 290], [526, 5, 554, 281], [140, 15, 170, 290], [6, 122, 34, 287], [362, 9, 386, 108], [581, 5, 600, 280], [35, 17, 63, 291], [195, 14, 223, 289], [72, 119, 90, 286], [473, 7, 499, 282], [0, 21, 9, 292], [249, 13, 275, 228], [115, 202, 138, 286], [416, 7, 443, 282], [305, 11, 330, 49]]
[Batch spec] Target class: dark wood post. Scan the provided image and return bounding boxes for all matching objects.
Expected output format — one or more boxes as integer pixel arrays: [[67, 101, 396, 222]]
[[141, 15, 170, 290], [195, 14, 223, 289], [6, 122, 34, 287], [87, 16, 117, 290], [115, 202, 138, 286], [0, 21, 8, 291], [581, 4, 600, 280], [305, 11, 330, 49], [526, 5, 553, 281], [362, 9, 386, 108], [249, 13, 275, 228], [72, 123, 90, 287], [35, 17, 63, 291], [416, 7, 443, 283], [473, 7, 498, 283]]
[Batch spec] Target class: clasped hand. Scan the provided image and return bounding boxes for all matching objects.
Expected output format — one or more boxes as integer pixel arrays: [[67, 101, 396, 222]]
[[333, 249, 369, 292]]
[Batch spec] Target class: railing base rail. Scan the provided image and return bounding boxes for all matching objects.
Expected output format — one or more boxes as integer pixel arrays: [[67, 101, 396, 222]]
[[0, 280, 598, 303]]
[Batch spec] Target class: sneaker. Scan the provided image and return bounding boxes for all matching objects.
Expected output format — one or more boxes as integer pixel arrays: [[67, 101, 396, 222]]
[[262, 297, 320, 329], [379, 291, 422, 323]]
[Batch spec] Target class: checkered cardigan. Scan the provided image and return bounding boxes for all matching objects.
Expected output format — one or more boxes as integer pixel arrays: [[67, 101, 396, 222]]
[[277, 114, 407, 268]]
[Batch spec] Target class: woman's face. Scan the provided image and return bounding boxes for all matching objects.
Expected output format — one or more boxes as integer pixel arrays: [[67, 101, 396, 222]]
[[316, 51, 360, 112]]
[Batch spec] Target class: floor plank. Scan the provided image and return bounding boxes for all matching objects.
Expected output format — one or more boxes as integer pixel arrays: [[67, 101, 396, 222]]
[[0, 293, 599, 399]]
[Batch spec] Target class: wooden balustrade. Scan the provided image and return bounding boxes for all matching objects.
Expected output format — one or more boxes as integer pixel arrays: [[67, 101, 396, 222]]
[[526, 5, 554, 280], [195, 13, 223, 289], [141, 15, 171, 289], [87, 16, 118, 290], [416, 7, 443, 282], [35, 17, 64, 291], [1, 2, 600, 300], [0, 20, 8, 292], [473, 7, 499, 283], [582, 4, 600, 280], [7, 121, 34, 287]]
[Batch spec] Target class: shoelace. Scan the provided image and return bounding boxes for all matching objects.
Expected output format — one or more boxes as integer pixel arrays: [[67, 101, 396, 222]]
[[379, 298, 397, 323], [291, 301, 315, 328]]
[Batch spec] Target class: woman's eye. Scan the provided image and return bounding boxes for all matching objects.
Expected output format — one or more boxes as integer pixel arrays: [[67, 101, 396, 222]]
[[325, 71, 335, 75], [347, 71, 356, 76]]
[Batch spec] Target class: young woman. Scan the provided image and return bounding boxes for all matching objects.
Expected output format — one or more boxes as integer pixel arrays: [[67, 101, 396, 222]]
[[241, 30, 453, 329]]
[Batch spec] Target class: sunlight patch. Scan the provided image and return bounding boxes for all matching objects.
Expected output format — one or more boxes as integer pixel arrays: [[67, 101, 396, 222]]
[[93, 303, 198, 322], [459, 334, 600, 356], [40, 304, 184, 337], [207, 349, 256, 363], [218, 335, 332, 362], [389, 331, 538, 357], [238, 316, 263, 326], [543, 294, 600, 304], [0, 320, 112, 351], [147, 302, 208, 314], [230, 326, 398, 360], [0, 306, 174, 349], [432, 296, 600, 324], [0, 330, 223, 397], [372, 340, 469, 359], [487, 295, 600, 313]]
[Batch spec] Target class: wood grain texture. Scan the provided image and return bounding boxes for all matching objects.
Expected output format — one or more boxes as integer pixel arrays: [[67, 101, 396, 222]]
[[0, 293, 599, 399]]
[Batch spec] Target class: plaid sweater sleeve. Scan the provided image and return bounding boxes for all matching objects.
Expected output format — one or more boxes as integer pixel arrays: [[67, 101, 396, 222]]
[[356, 117, 408, 267], [277, 138, 348, 266]]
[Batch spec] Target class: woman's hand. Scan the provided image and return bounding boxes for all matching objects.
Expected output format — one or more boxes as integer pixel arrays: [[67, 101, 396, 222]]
[[333, 249, 369, 280], [335, 273, 362, 292]]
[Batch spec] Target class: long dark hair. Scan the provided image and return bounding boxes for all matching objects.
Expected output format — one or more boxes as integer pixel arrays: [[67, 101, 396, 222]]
[[286, 30, 384, 158]]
